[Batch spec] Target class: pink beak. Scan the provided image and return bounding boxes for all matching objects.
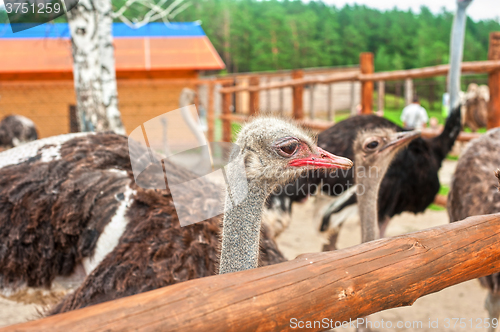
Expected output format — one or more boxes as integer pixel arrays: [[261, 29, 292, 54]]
[[288, 147, 353, 170]]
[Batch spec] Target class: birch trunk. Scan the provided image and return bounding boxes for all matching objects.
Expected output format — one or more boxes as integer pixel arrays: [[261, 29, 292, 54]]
[[67, 0, 125, 134], [448, 0, 473, 109], [95, 0, 126, 134]]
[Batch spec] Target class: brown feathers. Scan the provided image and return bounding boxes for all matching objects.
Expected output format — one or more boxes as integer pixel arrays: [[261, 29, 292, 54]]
[[448, 128, 500, 294], [0, 132, 285, 313]]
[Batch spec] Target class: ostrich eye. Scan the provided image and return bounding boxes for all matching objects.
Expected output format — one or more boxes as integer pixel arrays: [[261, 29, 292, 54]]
[[277, 142, 299, 157], [365, 141, 379, 150]]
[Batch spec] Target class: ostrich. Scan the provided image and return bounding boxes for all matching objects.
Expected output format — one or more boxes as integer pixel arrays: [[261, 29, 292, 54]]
[[0, 115, 38, 150], [265, 104, 461, 249], [347, 127, 420, 332], [464, 83, 489, 132], [352, 128, 421, 243], [0, 117, 352, 312], [448, 128, 500, 331]]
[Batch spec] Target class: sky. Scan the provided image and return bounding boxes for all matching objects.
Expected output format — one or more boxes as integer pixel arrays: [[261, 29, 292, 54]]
[[0, 0, 499, 22], [319, 0, 499, 22]]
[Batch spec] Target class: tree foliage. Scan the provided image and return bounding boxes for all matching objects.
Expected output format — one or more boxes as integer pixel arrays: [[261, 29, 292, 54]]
[[1, 0, 499, 73], [173, 0, 499, 73]]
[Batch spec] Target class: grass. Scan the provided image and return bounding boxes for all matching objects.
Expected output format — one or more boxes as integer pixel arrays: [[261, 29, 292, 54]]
[[213, 119, 243, 142], [428, 185, 450, 211]]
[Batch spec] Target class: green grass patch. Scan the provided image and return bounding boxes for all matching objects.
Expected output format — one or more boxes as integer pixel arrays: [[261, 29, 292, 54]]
[[428, 185, 450, 211], [334, 113, 351, 123], [214, 119, 243, 142], [428, 204, 445, 211], [382, 107, 446, 128], [438, 185, 450, 196]]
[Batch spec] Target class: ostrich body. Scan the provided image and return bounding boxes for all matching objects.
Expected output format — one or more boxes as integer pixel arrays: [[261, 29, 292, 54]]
[[0, 115, 38, 149], [464, 83, 489, 132], [0, 117, 352, 312], [0, 133, 279, 308], [448, 128, 500, 331], [352, 129, 421, 243]]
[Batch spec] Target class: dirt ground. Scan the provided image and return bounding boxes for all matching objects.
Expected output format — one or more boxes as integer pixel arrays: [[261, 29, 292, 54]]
[[0, 160, 493, 331]]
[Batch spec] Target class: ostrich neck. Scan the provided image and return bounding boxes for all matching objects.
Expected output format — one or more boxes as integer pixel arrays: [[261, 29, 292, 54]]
[[355, 157, 389, 243], [219, 178, 268, 274]]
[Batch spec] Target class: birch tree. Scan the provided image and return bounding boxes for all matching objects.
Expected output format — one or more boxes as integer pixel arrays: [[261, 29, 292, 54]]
[[447, 0, 473, 110], [67, 0, 188, 134], [67, 0, 117, 133]]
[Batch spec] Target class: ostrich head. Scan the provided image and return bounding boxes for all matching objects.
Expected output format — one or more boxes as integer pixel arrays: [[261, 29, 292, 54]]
[[353, 127, 421, 243], [219, 117, 352, 274], [353, 128, 420, 174], [233, 117, 352, 190]]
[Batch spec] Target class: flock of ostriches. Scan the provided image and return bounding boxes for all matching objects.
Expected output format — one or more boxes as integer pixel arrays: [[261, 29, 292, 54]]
[[0, 101, 499, 329]]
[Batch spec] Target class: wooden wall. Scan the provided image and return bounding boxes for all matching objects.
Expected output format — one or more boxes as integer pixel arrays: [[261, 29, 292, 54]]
[[0, 70, 198, 138]]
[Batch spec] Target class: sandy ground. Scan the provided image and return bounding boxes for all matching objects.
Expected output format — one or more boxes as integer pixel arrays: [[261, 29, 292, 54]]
[[0, 299, 44, 328], [1, 159, 493, 331]]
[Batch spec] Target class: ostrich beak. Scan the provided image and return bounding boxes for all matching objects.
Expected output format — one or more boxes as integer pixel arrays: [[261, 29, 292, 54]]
[[289, 147, 353, 170], [380, 130, 421, 152]]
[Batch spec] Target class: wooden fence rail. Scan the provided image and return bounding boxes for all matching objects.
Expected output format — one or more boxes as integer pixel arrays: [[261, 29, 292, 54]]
[[218, 60, 500, 95], [219, 113, 481, 143], [4, 213, 500, 332], [218, 59, 500, 141]]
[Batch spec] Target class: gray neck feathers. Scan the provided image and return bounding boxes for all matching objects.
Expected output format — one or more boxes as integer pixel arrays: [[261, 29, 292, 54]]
[[355, 156, 391, 243], [219, 182, 267, 274], [219, 152, 271, 274]]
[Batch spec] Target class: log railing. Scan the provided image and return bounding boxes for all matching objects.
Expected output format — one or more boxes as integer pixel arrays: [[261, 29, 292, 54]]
[[218, 32, 500, 142], [4, 213, 500, 332], [219, 58, 500, 142], [219, 113, 481, 143]]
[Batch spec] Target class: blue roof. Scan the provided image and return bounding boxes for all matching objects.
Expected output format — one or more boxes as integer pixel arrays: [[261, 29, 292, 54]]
[[0, 22, 205, 39]]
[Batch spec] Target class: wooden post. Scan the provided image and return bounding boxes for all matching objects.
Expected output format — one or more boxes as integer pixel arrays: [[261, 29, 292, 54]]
[[6, 213, 500, 332], [350, 81, 357, 116], [249, 76, 260, 116], [395, 81, 401, 109], [292, 70, 304, 120], [207, 82, 215, 142], [488, 32, 500, 129], [69, 105, 78, 133], [377, 80, 385, 113], [405, 78, 414, 106], [267, 77, 272, 113], [194, 84, 200, 115], [309, 84, 315, 119], [429, 80, 435, 111], [327, 84, 333, 121], [360, 52, 374, 114], [279, 78, 284, 116], [222, 82, 232, 143]]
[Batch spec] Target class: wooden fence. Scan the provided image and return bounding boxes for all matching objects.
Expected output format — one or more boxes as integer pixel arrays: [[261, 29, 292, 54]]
[[213, 32, 500, 143], [4, 213, 500, 332]]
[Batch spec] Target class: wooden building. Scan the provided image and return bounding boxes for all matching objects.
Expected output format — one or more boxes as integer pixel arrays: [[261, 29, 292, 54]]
[[0, 22, 225, 138]]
